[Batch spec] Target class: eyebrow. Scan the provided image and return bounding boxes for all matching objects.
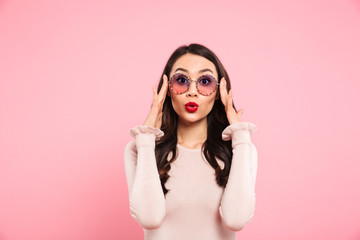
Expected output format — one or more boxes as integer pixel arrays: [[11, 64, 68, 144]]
[[174, 67, 213, 74]]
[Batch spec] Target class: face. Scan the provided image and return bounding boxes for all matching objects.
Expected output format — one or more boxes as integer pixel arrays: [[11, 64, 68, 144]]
[[168, 53, 219, 125]]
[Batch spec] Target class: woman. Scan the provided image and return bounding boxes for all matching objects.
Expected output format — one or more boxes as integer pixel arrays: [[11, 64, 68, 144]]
[[124, 43, 258, 240]]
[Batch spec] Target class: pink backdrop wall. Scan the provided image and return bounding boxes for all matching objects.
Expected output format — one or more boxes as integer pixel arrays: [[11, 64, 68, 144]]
[[1, 0, 360, 239]]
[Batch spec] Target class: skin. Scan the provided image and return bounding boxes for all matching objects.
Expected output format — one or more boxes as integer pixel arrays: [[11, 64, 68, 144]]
[[144, 53, 244, 149]]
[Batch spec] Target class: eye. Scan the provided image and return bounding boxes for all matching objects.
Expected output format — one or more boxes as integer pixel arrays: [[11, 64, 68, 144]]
[[175, 74, 188, 84], [198, 76, 213, 85]]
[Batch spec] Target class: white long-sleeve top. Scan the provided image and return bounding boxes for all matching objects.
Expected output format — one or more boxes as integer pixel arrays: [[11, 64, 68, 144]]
[[124, 122, 258, 240]]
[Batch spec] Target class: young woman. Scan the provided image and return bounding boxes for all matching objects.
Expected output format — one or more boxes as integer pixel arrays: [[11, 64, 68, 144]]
[[124, 43, 258, 240]]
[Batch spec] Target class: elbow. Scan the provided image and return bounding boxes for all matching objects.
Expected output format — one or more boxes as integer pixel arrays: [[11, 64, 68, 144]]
[[141, 213, 165, 230], [130, 207, 166, 230], [221, 209, 255, 232]]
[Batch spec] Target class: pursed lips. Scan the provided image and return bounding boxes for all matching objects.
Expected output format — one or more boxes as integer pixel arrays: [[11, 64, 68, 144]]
[[185, 102, 199, 112], [185, 102, 198, 107]]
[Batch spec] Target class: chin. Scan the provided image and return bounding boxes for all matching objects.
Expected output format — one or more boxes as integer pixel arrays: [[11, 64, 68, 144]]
[[177, 112, 208, 124]]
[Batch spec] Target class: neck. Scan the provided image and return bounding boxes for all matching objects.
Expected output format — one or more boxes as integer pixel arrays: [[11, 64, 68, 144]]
[[177, 117, 208, 149]]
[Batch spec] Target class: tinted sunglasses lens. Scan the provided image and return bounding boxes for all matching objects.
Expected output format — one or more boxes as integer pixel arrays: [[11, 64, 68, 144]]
[[198, 75, 217, 95], [170, 73, 189, 93]]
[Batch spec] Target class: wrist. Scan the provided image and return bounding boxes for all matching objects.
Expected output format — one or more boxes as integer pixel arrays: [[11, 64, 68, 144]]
[[129, 125, 164, 141], [222, 122, 257, 146]]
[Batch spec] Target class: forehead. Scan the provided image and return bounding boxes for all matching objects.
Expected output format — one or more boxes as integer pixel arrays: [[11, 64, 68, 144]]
[[170, 53, 218, 77]]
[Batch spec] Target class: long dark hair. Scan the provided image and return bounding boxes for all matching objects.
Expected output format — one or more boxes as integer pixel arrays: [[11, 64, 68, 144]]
[[155, 43, 235, 195]]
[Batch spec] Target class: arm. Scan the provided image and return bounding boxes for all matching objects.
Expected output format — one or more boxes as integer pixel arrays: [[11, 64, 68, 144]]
[[124, 125, 166, 230], [219, 121, 258, 231]]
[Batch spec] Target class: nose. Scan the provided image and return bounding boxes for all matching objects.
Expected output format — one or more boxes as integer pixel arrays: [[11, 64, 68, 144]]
[[186, 80, 198, 97]]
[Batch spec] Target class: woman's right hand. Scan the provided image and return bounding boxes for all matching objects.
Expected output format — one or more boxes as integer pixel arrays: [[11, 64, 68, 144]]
[[143, 74, 168, 129]]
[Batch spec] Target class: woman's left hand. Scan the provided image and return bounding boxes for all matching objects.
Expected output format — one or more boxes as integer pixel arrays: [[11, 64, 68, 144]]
[[219, 77, 244, 125]]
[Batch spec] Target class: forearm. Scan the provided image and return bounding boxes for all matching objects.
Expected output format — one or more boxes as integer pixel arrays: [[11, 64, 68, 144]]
[[129, 128, 166, 229], [220, 143, 256, 231], [220, 122, 258, 231]]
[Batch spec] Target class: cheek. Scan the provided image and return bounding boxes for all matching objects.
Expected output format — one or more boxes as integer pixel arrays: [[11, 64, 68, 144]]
[[204, 97, 216, 113], [170, 94, 182, 114]]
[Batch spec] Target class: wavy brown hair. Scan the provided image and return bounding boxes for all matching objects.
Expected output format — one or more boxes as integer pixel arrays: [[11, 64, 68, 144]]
[[155, 43, 235, 195]]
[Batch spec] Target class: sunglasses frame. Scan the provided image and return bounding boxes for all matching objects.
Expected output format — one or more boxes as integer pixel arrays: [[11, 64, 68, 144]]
[[168, 73, 220, 96]]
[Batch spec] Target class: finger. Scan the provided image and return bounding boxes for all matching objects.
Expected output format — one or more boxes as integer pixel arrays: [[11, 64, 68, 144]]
[[227, 89, 235, 113], [219, 78, 228, 106], [152, 85, 158, 108], [228, 89, 239, 118], [159, 74, 168, 101]]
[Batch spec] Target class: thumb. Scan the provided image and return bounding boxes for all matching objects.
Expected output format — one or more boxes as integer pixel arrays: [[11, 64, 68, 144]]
[[237, 108, 244, 119]]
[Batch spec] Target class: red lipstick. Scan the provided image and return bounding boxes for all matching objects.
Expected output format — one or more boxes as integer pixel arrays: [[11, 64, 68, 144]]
[[185, 102, 199, 113]]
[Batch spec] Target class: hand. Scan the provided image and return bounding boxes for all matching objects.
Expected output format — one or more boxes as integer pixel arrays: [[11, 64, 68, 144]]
[[144, 74, 168, 129], [219, 77, 244, 125]]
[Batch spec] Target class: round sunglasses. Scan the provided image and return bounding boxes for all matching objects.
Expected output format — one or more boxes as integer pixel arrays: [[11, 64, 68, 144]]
[[169, 73, 220, 96]]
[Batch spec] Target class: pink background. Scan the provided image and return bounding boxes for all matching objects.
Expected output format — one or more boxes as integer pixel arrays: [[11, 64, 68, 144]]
[[1, 0, 360, 239]]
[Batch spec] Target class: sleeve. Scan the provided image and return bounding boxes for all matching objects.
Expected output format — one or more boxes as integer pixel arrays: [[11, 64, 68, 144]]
[[123, 125, 166, 230], [218, 121, 258, 231]]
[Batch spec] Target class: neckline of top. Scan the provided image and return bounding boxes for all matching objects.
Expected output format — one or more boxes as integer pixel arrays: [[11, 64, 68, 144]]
[[176, 143, 202, 152]]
